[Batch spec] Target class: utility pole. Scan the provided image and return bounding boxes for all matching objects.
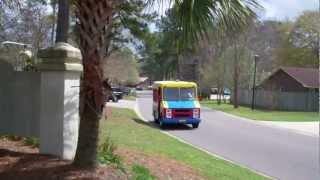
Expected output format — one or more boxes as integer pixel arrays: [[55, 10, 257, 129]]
[[318, 0, 320, 168], [251, 55, 259, 110], [55, 0, 69, 43]]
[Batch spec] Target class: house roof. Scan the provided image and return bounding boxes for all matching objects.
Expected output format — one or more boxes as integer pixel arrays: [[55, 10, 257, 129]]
[[260, 67, 319, 89], [139, 77, 148, 82]]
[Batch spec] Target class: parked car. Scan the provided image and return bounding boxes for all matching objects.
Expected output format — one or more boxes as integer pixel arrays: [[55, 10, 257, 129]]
[[120, 86, 130, 96], [107, 87, 123, 102], [136, 86, 143, 91]]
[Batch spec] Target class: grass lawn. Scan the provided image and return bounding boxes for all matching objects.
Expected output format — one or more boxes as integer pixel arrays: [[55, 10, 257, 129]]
[[122, 95, 136, 101], [100, 107, 268, 180], [201, 101, 318, 122]]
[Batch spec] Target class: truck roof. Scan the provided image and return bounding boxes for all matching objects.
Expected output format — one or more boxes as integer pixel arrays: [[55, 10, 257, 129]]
[[153, 81, 197, 88]]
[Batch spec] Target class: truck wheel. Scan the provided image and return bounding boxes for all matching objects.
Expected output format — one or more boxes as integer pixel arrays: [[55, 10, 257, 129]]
[[154, 117, 159, 124], [159, 120, 165, 129], [112, 96, 118, 102], [192, 123, 199, 128], [153, 112, 159, 123]]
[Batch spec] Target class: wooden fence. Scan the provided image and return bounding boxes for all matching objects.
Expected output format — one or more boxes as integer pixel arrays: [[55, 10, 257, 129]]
[[237, 89, 319, 112]]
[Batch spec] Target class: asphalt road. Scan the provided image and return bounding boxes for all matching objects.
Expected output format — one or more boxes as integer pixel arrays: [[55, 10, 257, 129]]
[[136, 90, 320, 180]]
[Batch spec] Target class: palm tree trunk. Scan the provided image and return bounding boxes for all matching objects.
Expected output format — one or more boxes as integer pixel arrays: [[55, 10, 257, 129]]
[[73, 0, 113, 168]]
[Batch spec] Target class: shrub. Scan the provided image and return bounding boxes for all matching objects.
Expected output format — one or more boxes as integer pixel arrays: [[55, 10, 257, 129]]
[[132, 164, 155, 180], [24, 137, 39, 148], [98, 136, 124, 171]]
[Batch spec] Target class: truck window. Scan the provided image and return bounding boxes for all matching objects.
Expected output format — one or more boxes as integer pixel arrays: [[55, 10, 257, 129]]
[[163, 87, 196, 101], [180, 88, 195, 101], [163, 88, 179, 101]]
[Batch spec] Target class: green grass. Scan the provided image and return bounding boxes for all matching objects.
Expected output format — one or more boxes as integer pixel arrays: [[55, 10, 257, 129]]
[[201, 101, 319, 122], [132, 164, 156, 180], [100, 108, 268, 180], [123, 95, 136, 101]]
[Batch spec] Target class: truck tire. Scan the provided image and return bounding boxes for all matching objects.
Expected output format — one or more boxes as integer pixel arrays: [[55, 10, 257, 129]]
[[153, 111, 159, 123], [192, 123, 199, 128], [112, 96, 118, 102], [159, 120, 165, 129]]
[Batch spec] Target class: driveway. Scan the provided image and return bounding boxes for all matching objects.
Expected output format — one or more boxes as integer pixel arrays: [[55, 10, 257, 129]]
[[135, 90, 320, 180]]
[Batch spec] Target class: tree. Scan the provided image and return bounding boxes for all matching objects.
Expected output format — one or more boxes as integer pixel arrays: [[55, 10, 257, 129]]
[[0, 0, 20, 9], [0, 0, 53, 52], [140, 8, 181, 80], [103, 48, 139, 85], [72, 0, 114, 168], [276, 11, 320, 68]]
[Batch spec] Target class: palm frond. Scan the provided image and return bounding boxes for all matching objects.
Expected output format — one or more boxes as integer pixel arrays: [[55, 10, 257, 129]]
[[151, 0, 263, 46]]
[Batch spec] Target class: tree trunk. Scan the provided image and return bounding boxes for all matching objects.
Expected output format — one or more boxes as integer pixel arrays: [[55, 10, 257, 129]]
[[73, 0, 113, 168], [222, 60, 227, 103], [55, 0, 69, 43], [233, 40, 239, 108], [177, 54, 181, 80]]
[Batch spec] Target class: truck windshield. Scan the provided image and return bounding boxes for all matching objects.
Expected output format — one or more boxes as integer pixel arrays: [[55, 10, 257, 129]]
[[163, 87, 195, 101]]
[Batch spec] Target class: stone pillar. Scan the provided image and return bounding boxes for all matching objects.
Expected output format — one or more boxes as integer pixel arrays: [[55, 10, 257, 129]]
[[37, 43, 83, 160]]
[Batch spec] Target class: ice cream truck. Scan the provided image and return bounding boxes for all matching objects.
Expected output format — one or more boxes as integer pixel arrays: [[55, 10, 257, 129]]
[[152, 81, 201, 128]]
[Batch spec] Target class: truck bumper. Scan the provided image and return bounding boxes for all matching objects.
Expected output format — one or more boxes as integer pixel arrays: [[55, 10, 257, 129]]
[[161, 118, 201, 125]]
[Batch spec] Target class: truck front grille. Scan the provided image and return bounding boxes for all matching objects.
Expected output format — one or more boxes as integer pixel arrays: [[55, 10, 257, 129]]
[[172, 109, 192, 118]]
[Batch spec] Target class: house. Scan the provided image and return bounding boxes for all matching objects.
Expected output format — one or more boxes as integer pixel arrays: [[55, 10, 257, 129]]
[[135, 76, 151, 89], [258, 67, 319, 93], [238, 67, 319, 111]]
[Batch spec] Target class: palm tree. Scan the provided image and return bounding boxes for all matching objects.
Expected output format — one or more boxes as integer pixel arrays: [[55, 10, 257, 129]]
[[72, 0, 114, 168], [72, 0, 260, 168], [166, 0, 260, 45]]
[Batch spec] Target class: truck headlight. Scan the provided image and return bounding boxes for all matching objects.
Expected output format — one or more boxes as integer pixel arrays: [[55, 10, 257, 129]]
[[193, 108, 200, 118], [165, 108, 172, 118]]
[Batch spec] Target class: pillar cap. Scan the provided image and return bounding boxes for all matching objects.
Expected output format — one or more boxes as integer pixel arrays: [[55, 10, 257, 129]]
[[37, 43, 83, 72]]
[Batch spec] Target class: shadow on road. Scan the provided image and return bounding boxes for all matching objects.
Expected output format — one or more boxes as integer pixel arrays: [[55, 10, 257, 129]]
[[133, 118, 193, 131]]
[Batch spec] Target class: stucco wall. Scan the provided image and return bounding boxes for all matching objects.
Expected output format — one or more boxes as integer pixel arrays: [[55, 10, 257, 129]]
[[0, 60, 41, 137]]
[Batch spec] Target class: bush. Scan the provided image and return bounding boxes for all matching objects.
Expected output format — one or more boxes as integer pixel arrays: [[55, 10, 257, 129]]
[[132, 164, 155, 180], [24, 137, 39, 148], [6, 135, 23, 141], [98, 136, 124, 170]]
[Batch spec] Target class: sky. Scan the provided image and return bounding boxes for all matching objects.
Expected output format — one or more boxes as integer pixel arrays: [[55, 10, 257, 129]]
[[259, 0, 319, 20], [152, 0, 319, 20]]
